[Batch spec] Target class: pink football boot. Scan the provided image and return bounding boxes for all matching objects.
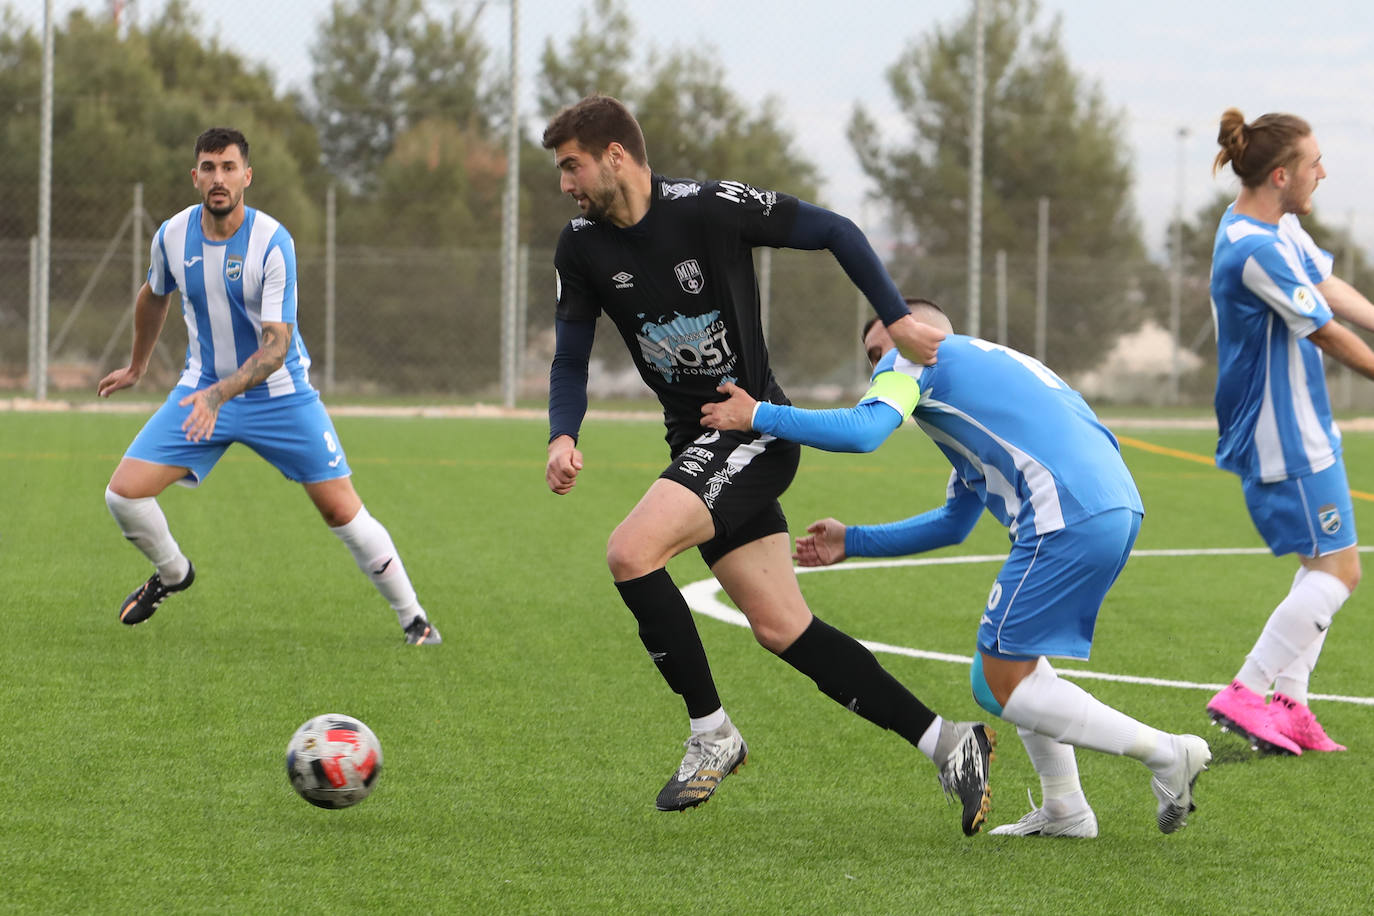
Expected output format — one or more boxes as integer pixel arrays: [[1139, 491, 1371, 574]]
[[1206, 680, 1301, 755], [1269, 693, 1347, 752]]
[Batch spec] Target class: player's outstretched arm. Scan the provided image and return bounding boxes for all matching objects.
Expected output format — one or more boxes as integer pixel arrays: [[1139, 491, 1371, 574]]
[[1309, 318, 1374, 381], [1319, 276, 1374, 333], [783, 202, 942, 364], [546, 434, 584, 495], [700, 382, 758, 431], [97, 282, 171, 397], [793, 518, 847, 567]]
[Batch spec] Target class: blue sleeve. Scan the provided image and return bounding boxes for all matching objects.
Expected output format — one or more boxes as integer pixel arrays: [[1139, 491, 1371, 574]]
[[548, 318, 595, 444], [845, 481, 984, 557], [752, 399, 904, 453], [785, 201, 909, 325]]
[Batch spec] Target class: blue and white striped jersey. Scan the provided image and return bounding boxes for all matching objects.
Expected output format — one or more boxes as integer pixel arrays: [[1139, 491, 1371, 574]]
[[1210, 204, 1337, 482], [864, 337, 1142, 540], [148, 204, 313, 398]]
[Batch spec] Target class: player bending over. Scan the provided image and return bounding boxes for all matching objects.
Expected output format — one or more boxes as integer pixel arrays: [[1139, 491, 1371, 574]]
[[701, 300, 1211, 837]]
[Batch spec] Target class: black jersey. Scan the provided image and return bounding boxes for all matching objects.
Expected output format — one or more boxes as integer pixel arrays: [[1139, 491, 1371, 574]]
[[554, 175, 799, 450]]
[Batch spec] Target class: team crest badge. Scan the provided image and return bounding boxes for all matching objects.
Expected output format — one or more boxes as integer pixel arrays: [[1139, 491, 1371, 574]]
[[1318, 504, 1342, 534], [674, 259, 704, 294], [225, 256, 243, 281], [1293, 286, 1316, 314]]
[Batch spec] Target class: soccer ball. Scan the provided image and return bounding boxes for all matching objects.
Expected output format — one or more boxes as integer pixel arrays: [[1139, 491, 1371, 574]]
[[285, 714, 383, 809]]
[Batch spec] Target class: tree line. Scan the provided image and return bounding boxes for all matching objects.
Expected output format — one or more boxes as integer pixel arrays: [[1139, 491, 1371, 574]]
[[2, 0, 1363, 374]]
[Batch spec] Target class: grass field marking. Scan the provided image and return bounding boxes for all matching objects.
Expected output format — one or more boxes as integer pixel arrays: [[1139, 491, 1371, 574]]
[[1118, 433, 1374, 502], [1116, 434, 1219, 468], [680, 546, 1374, 707]]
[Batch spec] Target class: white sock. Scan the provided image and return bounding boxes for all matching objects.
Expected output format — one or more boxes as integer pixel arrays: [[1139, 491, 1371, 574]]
[[1274, 629, 1329, 705], [330, 505, 424, 627], [690, 708, 726, 735], [1238, 569, 1349, 694], [105, 487, 190, 584], [1017, 726, 1089, 817], [1002, 657, 1170, 769], [916, 715, 945, 761]]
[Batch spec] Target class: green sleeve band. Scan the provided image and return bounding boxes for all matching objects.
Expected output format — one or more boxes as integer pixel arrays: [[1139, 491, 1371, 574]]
[[861, 370, 921, 418]]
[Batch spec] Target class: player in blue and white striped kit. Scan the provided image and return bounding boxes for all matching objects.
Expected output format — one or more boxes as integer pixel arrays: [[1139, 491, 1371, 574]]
[[701, 300, 1211, 837], [97, 127, 440, 645], [1203, 109, 1374, 752]]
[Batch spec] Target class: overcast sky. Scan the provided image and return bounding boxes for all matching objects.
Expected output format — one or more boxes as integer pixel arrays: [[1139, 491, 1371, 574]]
[[42, 0, 1374, 259]]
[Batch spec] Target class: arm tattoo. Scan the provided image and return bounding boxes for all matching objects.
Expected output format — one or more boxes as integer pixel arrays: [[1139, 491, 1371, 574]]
[[211, 323, 292, 402]]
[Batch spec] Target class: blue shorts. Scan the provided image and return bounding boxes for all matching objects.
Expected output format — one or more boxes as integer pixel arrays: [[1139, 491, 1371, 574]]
[[1242, 461, 1357, 558], [125, 387, 352, 487], [978, 508, 1142, 662]]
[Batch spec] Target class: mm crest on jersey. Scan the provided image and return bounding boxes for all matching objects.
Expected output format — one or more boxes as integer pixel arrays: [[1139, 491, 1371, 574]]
[[674, 259, 704, 294], [225, 256, 244, 281]]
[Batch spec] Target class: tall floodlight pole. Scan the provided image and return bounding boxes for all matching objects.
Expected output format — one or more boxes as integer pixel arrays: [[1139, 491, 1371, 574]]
[[500, 0, 521, 409], [966, 0, 985, 337], [1169, 126, 1187, 404], [35, 0, 55, 399]]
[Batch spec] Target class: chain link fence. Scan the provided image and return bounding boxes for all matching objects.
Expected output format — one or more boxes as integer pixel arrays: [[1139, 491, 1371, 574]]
[[6, 0, 1370, 410], [4, 203, 1224, 405]]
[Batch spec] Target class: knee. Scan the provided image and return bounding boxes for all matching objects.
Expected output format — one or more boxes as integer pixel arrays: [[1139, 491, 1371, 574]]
[[752, 607, 811, 655], [752, 622, 793, 655], [319, 503, 358, 529], [606, 524, 669, 581], [1342, 560, 1362, 593]]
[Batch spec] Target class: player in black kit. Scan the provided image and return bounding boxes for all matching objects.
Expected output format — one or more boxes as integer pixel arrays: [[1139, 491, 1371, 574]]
[[541, 94, 994, 835]]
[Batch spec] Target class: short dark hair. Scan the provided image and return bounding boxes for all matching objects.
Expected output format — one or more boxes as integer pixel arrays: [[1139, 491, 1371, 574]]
[[541, 94, 648, 166], [862, 298, 944, 342], [194, 127, 250, 164]]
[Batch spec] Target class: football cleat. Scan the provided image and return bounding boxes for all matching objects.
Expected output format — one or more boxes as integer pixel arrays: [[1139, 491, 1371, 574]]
[[1269, 693, 1346, 752], [403, 616, 442, 646], [989, 789, 1098, 838], [118, 562, 195, 626], [1151, 734, 1211, 834], [1206, 680, 1301, 755], [935, 721, 995, 836], [655, 715, 747, 812]]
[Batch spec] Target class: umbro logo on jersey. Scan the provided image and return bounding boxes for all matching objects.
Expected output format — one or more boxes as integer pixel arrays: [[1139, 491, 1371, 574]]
[[612, 271, 634, 289], [679, 460, 704, 477], [183, 256, 203, 268]]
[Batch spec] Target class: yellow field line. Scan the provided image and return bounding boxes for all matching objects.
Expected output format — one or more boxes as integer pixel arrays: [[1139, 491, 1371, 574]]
[[1116, 434, 1374, 503]]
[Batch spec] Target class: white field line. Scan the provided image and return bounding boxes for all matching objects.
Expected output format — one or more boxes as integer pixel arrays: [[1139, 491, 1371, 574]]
[[681, 547, 1374, 707]]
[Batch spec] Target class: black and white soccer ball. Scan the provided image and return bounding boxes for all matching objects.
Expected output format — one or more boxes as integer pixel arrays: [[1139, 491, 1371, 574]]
[[285, 714, 383, 809]]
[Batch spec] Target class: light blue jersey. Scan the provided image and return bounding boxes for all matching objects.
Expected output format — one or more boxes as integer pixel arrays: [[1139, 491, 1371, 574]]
[[747, 333, 1144, 659], [1210, 204, 1338, 483], [149, 205, 313, 398], [863, 336, 1143, 540]]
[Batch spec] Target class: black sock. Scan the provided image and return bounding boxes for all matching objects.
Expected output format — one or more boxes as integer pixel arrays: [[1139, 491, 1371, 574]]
[[615, 569, 722, 718], [779, 616, 936, 748]]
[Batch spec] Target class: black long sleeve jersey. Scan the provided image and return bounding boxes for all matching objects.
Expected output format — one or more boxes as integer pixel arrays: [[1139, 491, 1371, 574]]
[[553, 175, 799, 451]]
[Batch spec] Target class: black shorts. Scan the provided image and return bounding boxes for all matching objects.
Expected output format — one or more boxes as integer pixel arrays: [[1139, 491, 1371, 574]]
[[659, 428, 801, 568]]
